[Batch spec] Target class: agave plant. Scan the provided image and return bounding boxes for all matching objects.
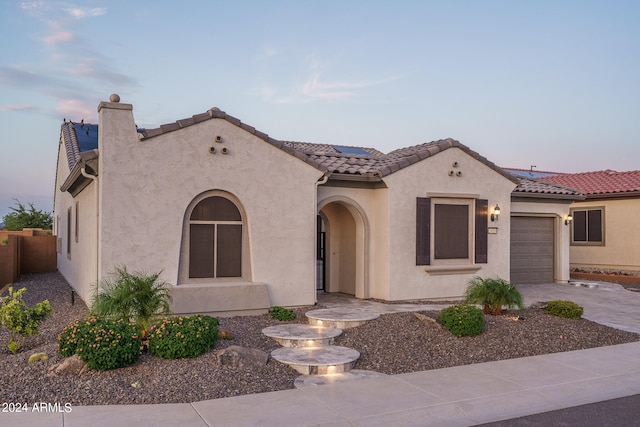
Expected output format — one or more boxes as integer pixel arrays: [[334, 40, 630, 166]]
[[464, 277, 524, 315], [91, 267, 172, 337]]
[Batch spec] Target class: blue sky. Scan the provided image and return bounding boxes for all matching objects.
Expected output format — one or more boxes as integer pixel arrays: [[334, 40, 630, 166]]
[[1, 1, 639, 220]]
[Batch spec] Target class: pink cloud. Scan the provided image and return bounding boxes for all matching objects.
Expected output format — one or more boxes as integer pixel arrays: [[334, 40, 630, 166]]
[[56, 99, 96, 121], [42, 30, 73, 45], [0, 104, 36, 112]]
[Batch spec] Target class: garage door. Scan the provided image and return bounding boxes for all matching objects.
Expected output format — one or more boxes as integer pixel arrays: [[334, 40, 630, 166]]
[[510, 216, 554, 284]]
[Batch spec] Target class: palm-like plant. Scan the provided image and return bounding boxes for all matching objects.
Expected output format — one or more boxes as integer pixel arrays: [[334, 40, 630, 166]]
[[464, 277, 524, 315], [91, 267, 172, 337]]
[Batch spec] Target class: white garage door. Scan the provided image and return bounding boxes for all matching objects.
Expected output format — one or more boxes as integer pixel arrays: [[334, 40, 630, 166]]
[[510, 216, 554, 284]]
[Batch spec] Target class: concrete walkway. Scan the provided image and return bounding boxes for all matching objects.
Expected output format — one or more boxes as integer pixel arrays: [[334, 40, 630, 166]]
[[518, 280, 640, 334], [5, 281, 640, 427]]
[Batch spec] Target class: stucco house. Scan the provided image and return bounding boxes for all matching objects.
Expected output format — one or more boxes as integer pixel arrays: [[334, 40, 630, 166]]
[[540, 170, 640, 275], [53, 95, 579, 316]]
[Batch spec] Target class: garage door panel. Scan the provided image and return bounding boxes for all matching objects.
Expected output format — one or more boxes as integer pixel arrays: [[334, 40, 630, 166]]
[[511, 217, 554, 284]]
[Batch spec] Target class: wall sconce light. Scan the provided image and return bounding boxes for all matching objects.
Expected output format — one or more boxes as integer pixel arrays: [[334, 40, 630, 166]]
[[565, 214, 573, 225], [490, 204, 501, 222]]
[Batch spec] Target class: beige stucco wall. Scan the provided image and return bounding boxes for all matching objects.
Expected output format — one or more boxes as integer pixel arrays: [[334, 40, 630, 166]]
[[569, 198, 640, 272], [382, 148, 516, 301], [319, 148, 516, 302], [53, 146, 99, 303], [318, 186, 390, 300], [511, 199, 573, 283], [96, 101, 324, 311]]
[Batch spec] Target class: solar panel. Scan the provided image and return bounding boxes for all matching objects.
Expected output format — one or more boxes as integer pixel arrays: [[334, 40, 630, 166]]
[[73, 123, 99, 152], [333, 145, 371, 156]]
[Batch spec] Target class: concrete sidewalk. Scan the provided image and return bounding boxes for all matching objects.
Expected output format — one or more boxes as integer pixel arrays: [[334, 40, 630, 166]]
[[6, 341, 639, 427], [4, 280, 640, 427]]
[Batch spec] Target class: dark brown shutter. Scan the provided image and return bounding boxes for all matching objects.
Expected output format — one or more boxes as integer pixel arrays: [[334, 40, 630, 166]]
[[416, 197, 431, 265], [475, 199, 488, 263]]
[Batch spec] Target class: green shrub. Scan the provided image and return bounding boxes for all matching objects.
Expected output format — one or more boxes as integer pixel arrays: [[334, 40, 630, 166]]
[[464, 277, 524, 315], [58, 316, 142, 370], [270, 306, 296, 321], [438, 304, 485, 337], [1, 237, 7, 245], [148, 315, 218, 359], [0, 287, 52, 353], [58, 317, 88, 357], [545, 300, 584, 319], [91, 267, 172, 338]]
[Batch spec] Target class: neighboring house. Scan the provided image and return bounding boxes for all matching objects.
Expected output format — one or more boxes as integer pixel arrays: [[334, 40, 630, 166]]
[[54, 95, 578, 316], [502, 167, 563, 179], [540, 170, 640, 275]]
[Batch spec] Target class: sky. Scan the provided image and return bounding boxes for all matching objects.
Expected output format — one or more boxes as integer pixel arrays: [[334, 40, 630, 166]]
[[1, 1, 639, 220]]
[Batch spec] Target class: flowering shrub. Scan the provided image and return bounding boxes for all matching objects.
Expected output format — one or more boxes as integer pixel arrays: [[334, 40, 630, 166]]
[[438, 304, 485, 337], [148, 315, 218, 359], [270, 306, 296, 321], [545, 300, 583, 319], [58, 316, 142, 370]]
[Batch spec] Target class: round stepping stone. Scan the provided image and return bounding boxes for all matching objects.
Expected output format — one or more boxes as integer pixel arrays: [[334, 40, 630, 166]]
[[262, 324, 342, 347], [305, 308, 379, 329], [294, 370, 388, 388], [271, 346, 360, 375]]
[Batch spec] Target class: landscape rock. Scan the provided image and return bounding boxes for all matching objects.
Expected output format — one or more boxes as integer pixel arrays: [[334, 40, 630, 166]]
[[216, 345, 268, 369], [414, 312, 441, 327], [47, 355, 88, 376], [529, 301, 548, 309]]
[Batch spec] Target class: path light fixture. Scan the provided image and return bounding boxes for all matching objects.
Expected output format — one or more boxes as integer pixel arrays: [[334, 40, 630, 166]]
[[490, 204, 501, 222]]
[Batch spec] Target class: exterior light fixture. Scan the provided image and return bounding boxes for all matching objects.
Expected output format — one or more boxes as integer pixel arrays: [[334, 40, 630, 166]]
[[565, 214, 573, 225], [490, 204, 501, 222]]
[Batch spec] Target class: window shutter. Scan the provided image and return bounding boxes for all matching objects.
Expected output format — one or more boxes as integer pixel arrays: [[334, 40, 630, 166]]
[[416, 197, 431, 265], [475, 199, 488, 264]]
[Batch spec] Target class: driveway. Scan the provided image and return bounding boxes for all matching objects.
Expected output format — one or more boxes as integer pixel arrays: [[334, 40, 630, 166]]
[[517, 281, 640, 334]]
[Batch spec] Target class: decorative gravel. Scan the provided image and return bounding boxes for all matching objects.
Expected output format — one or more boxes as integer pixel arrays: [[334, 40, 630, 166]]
[[1, 273, 638, 406]]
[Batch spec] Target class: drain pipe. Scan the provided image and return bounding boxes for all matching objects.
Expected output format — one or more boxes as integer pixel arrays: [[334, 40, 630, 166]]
[[80, 166, 99, 297], [314, 174, 329, 304]]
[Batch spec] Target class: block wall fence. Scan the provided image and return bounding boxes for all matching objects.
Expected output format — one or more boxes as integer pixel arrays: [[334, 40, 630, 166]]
[[0, 229, 57, 288]]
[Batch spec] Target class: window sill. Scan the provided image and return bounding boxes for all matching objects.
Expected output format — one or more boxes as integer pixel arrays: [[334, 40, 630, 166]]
[[424, 265, 481, 275]]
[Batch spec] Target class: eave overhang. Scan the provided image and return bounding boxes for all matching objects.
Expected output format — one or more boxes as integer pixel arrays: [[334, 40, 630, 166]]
[[60, 150, 99, 197]]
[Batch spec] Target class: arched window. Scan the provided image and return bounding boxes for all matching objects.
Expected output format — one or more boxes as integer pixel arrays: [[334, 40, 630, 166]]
[[189, 196, 243, 278]]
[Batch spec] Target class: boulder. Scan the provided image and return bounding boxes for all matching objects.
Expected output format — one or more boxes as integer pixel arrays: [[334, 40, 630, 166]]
[[216, 345, 268, 369], [414, 312, 441, 327], [47, 355, 88, 376]]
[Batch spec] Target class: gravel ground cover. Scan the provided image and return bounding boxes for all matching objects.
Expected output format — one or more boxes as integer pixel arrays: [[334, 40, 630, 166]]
[[1, 272, 638, 406]]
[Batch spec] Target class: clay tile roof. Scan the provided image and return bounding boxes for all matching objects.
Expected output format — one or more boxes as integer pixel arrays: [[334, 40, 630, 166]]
[[284, 138, 518, 182], [510, 175, 583, 199], [539, 170, 640, 196], [139, 109, 518, 182], [60, 121, 99, 170]]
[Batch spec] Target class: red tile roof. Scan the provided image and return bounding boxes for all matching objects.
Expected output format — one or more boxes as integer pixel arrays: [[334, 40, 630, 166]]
[[540, 170, 640, 196]]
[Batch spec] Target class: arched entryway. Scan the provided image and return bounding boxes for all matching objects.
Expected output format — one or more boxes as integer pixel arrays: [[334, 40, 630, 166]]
[[318, 197, 369, 299]]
